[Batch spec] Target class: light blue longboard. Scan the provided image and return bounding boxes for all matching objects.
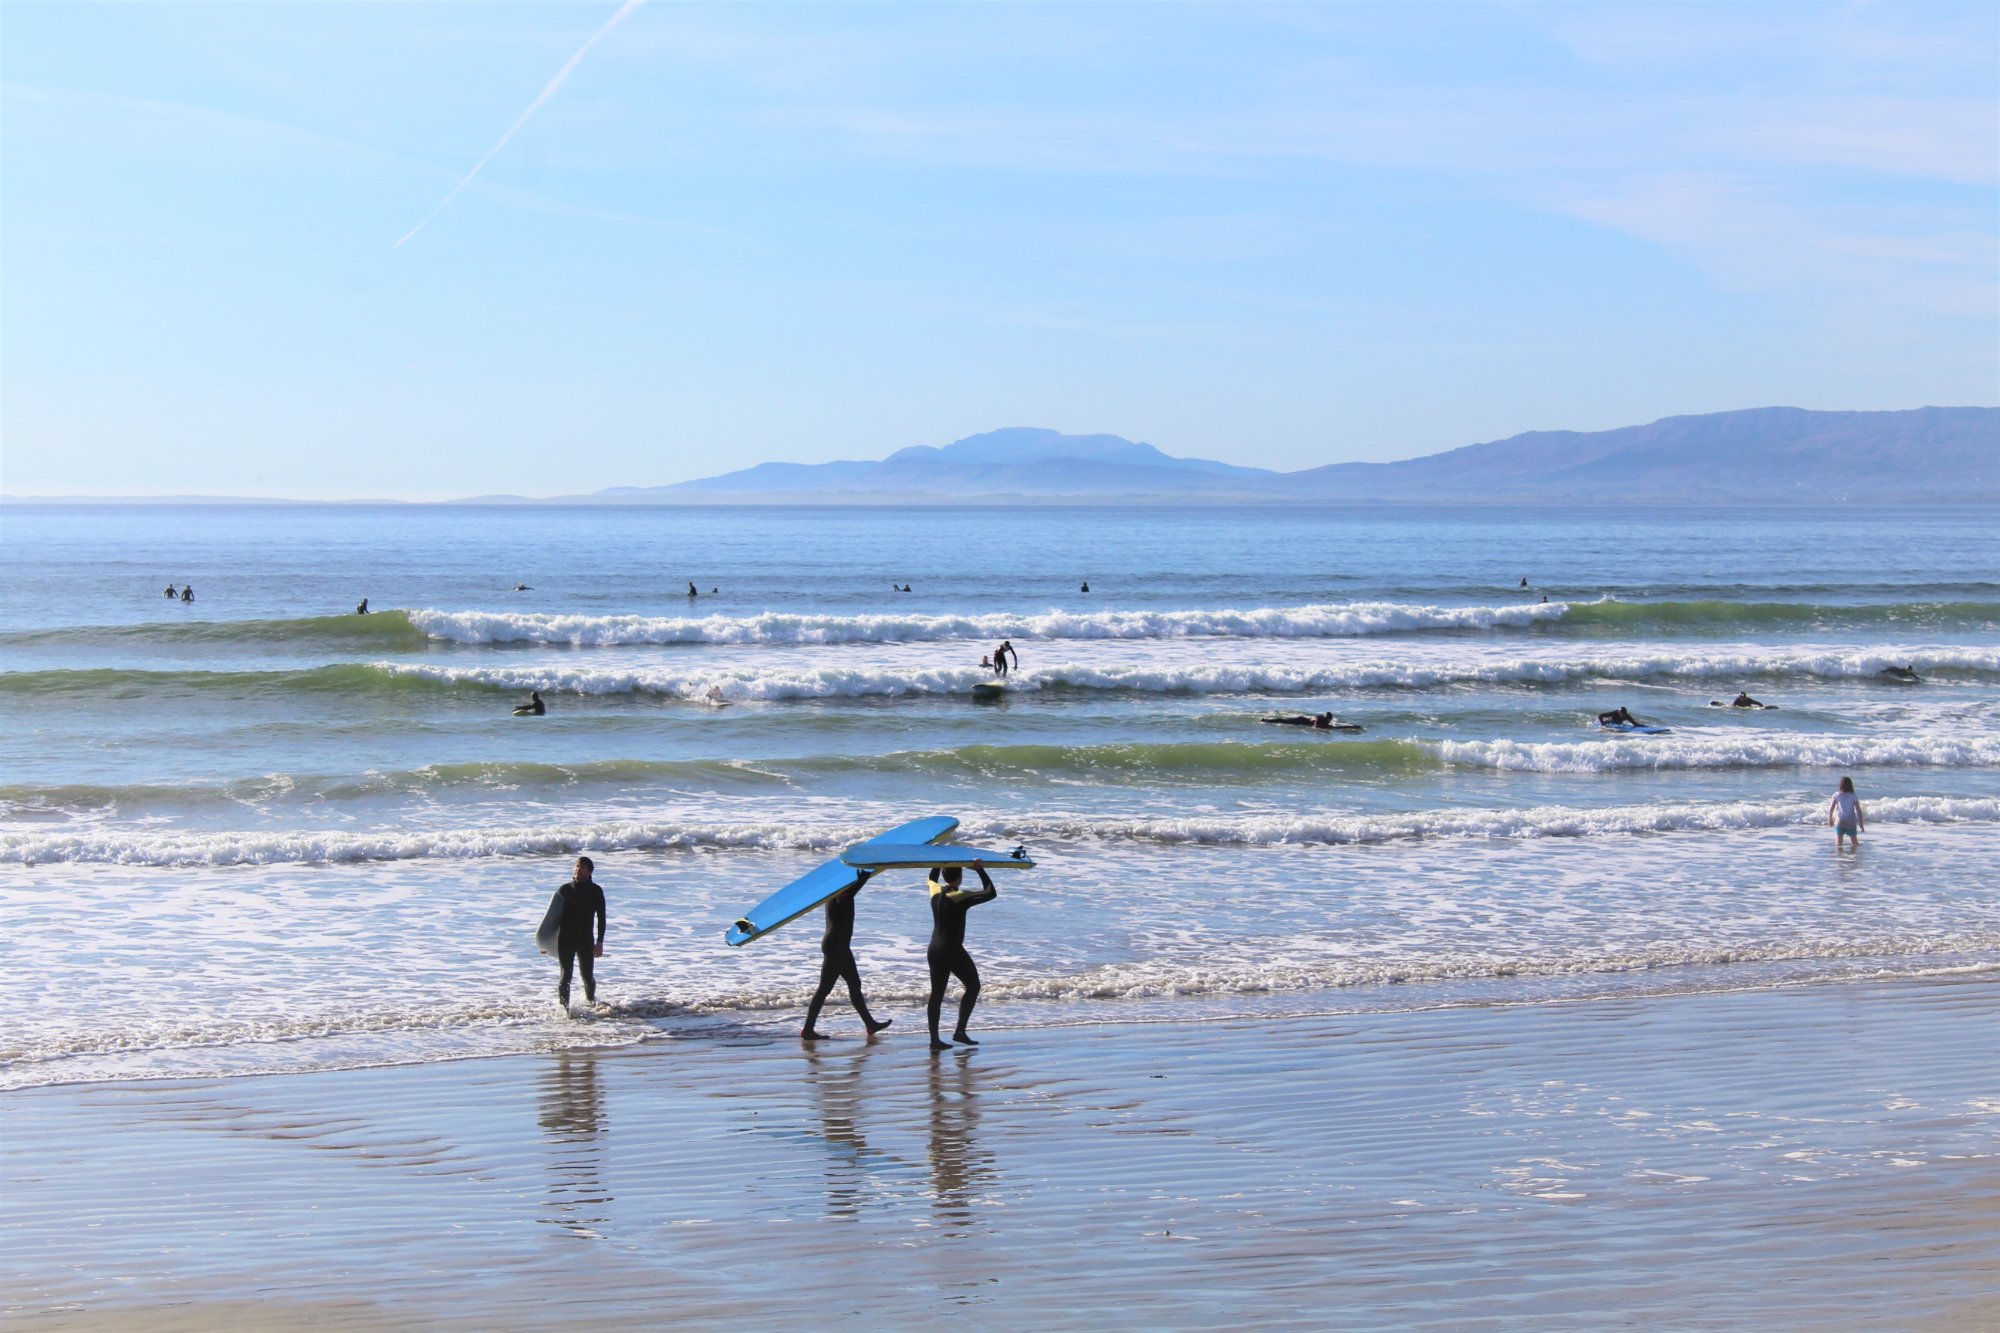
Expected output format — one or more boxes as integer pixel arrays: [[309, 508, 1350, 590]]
[[840, 844, 1035, 872], [1599, 722, 1671, 735], [725, 816, 958, 947]]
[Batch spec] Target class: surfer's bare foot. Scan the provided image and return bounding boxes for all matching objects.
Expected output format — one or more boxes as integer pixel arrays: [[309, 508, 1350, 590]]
[[930, 1037, 952, 1051], [865, 1018, 892, 1034], [952, 1032, 978, 1046], [801, 1028, 827, 1041]]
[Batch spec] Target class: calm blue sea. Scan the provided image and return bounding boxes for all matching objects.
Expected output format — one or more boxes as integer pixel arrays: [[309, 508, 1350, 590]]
[[4, 502, 1998, 1085]]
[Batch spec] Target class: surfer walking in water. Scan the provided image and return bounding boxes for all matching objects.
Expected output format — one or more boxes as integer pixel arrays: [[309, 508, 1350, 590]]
[[555, 856, 606, 1008], [801, 876, 892, 1040], [926, 862, 997, 1050], [992, 640, 1018, 677]]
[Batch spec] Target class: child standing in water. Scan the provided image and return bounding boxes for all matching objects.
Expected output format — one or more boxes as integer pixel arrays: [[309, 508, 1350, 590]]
[[1827, 777, 1865, 850]]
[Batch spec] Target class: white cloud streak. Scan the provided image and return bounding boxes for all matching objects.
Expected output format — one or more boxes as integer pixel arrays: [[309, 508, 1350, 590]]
[[394, 0, 644, 249]]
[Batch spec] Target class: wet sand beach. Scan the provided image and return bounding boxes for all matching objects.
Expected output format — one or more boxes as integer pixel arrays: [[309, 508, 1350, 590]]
[[6, 973, 1997, 1331]]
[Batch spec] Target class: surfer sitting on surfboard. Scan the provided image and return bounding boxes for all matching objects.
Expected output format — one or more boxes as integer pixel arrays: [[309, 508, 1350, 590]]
[[927, 863, 997, 1050], [801, 875, 892, 1040], [554, 856, 606, 1009], [514, 690, 546, 716]]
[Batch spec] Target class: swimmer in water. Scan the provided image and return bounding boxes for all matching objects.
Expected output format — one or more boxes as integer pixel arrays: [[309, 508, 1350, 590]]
[[180, 585, 194, 604], [164, 584, 177, 599], [926, 862, 997, 1050], [688, 582, 699, 598], [801, 876, 891, 1040]]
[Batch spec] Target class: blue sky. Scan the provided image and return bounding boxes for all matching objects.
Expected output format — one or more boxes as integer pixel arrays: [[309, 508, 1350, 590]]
[[3, 1, 1994, 499]]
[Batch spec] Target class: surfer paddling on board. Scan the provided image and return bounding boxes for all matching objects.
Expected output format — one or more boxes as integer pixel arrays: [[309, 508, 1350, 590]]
[[555, 856, 606, 1009], [926, 862, 997, 1050], [801, 876, 892, 1040], [1597, 707, 1641, 727]]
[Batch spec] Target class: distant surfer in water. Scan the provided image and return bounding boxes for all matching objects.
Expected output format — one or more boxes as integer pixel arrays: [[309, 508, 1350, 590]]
[[1827, 776, 1865, 851], [1520, 577, 1529, 589], [555, 856, 607, 1008], [1728, 691, 1763, 708], [926, 862, 997, 1050], [355, 598, 369, 615], [1263, 712, 1351, 730], [1880, 664, 1921, 682], [180, 585, 194, 603], [993, 640, 1018, 677], [801, 875, 892, 1040], [1080, 581, 1090, 593], [164, 584, 177, 599], [513, 583, 531, 592], [1597, 707, 1640, 727], [515, 690, 546, 716]]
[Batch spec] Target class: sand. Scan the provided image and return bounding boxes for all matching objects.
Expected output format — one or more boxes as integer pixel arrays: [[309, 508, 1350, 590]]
[[5, 974, 1997, 1331]]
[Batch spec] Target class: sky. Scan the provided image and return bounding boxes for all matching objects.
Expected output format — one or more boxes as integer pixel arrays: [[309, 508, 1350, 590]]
[[2, 1, 1995, 499]]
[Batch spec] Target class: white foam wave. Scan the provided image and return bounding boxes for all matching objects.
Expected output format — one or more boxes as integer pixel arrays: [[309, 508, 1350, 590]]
[[9, 796, 1996, 867], [375, 645, 2000, 702], [1425, 735, 2000, 774], [406, 600, 1570, 646]]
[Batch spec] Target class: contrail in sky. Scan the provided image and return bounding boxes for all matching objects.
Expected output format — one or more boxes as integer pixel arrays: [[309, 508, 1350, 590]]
[[395, 0, 645, 249]]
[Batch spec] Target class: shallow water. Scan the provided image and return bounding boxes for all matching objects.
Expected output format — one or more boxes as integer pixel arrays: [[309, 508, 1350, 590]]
[[2, 502, 1996, 1086]]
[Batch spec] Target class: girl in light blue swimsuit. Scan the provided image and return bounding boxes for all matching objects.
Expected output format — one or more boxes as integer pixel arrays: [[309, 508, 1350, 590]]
[[1827, 777, 1864, 850]]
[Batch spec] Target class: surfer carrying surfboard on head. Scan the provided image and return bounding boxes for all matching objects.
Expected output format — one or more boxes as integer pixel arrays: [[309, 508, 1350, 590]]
[[554, 856, 606, 1009], [926, 862, 997, 1050], [801, 875, 892, 1041]]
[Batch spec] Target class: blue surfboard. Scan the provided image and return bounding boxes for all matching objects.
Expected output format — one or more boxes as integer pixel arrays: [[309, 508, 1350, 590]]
[[724, 815, 959, 947], [839, 843, 1035, 872], [1598, 722, 1671, 735]]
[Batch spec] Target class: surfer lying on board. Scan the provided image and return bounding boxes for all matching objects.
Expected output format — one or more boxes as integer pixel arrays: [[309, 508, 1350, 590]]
[[802, 875, 892, 1040], [1728, 691, 1764, 708], [1263, 712, 1353, 730], [927, 862, 997, 1050], [1880, 664, 1921, 682], [1597, 707, 1641, 727], [556, 856, 607, 1008]]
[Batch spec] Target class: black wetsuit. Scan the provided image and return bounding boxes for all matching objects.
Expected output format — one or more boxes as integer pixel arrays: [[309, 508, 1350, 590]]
[[556, 877, 606, 1005], [804, 881, 878, 1031], [926, 874, 996, 1038]]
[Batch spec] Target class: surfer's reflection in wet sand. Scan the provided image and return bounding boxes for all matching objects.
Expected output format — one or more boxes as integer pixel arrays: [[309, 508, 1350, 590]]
[[805, 1043, 877, 1219], [927, 1054, 995, 1233], [537, 1049, 611, 1239]]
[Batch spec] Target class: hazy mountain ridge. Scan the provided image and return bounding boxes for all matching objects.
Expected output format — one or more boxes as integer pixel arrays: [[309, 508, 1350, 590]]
[[619, 408, 1996, 504]]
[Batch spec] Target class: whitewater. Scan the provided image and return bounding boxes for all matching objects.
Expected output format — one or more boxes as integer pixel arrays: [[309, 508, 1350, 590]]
[[3, 500, 1997, 1087]]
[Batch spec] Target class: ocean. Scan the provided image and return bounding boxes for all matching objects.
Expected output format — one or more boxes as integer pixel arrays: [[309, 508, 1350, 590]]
[[4, 502, 1997, 1088]]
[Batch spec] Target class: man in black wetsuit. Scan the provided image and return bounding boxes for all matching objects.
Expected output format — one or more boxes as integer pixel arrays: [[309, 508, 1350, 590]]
[[556, 856, 607, 1008], [801, 876, 891, 1040], [926, 862, 997, 1050], [993, 640, 1018, 677]]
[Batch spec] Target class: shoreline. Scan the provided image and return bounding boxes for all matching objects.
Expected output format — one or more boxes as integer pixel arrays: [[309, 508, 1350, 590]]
[[6, 973, 1997, 1329]]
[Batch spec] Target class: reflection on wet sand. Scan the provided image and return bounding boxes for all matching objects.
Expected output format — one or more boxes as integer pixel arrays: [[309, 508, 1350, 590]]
[[537, 1048, 609, 1239], [927, 1053, 994, 1233], [805, 1042, 876, 1219]]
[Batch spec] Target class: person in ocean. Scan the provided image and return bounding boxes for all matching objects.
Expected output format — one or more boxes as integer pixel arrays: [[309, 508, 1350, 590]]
[[513, 583, 531, 592], [164, 584, 177, 598], [180, 585, 194, 603], [1730, 691, 1764, 708], [1827, 776, 1865, 850], [801, 875, 892, 1041], [555, 855, 607, 1008], [1080, 581, 1090, 593], [515, 690, 546, 716], [1520, 576, 1529, 588], [1597, 707, 1640, 727], [356, 598, 369, 615], [926, 862, 997, 1050], [1881, 664, 1920, 682], [993, 640, 1019, 677]]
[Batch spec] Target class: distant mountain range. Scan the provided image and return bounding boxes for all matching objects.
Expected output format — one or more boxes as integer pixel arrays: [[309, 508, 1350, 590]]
[[585, 408, 1997, 504]]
